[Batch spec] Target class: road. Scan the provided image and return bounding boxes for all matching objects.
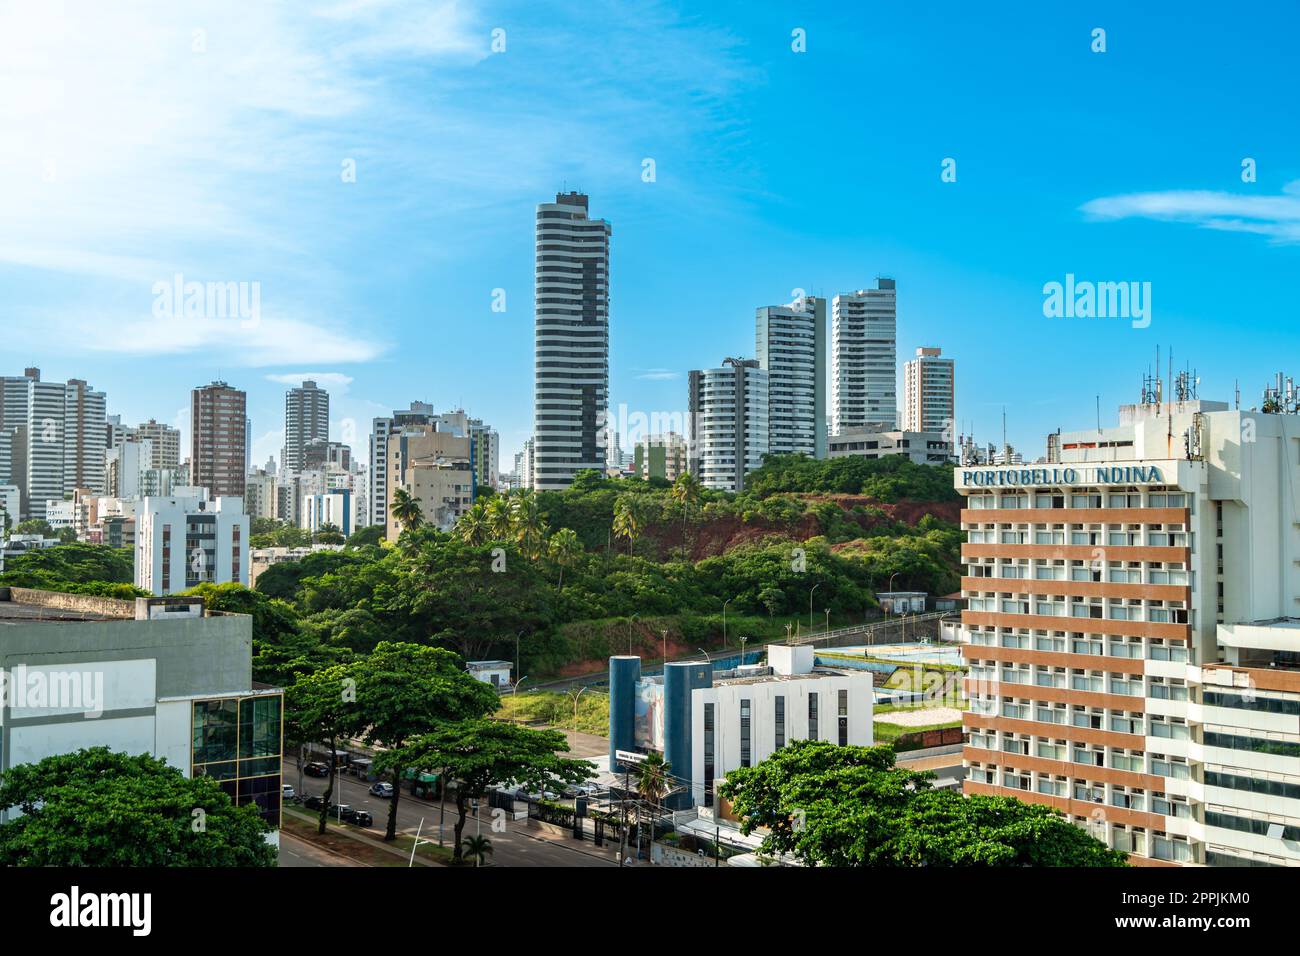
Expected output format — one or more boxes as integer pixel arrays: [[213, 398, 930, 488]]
[[278, 831, 359, 867], [284, 758, 618, 868]]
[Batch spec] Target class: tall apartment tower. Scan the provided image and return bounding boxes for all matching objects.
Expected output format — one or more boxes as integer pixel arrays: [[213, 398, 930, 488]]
[[903, 346, 955, 434], [282, 380, 330, 476], [756, 294, 826, 459], [0, 369, 107, 517], [533, 191, 611, 490], [128, 419, 182, 471], [958, 394, 1300, 867], [63, 378, 107, 495], [190, 382, 247, 499], [832, 279, 897, 433], [688, 358, 770, 492]]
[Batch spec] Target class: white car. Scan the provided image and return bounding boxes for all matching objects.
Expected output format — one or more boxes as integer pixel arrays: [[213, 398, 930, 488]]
[[282, 784, 296, 800]]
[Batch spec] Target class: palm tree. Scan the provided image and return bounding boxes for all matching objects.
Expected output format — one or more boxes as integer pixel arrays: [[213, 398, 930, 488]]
[[486, 495, 514, 541], [636, 750, 672, 853], [547, 527, 583, 590], [670, 471, 702, 557], [612, 494, 645, 557], [461, 833, 493, 867], [512, 492, 548, 560], [454, 501, 490, 545], [389, 488, 424, 534]]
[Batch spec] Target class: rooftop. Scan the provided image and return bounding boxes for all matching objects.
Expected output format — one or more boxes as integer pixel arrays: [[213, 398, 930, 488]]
[[0, 588, 206, 626]]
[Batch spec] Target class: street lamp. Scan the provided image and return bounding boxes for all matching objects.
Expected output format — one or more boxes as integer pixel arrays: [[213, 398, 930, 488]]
[[825, 608, 831, 634], [661, 629, 669, 666], [810, 583, 821, 630], [569, 685, 588, 727], [722, 597, 733, 649], [739, 635, 747, 664], [514, 675, 529, 696], [514, 628, 525, 682]]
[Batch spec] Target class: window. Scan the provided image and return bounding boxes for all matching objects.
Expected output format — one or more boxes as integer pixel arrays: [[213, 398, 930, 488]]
[[775, 695, 785, 749], [739, 699, 752, 768], [838, 689, 848, 745], [703, 703, 715, 807], [808, 692, 819, 741]]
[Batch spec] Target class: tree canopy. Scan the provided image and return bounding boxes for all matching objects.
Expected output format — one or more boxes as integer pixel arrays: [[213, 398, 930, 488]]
[[718, 741, 1126, 867], [0, 748, 275, 866]]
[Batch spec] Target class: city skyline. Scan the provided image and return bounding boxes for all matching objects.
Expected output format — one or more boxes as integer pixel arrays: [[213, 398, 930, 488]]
[[5, 2, 1299, 472]]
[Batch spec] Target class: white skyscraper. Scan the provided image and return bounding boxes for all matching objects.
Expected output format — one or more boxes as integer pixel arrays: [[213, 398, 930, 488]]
[[832, 279, 897, 433], [533, 191, 610, 490], [903, 346, 955, 434], [755, 294, 826, 459], [282, 380, 330, 476], [688, 358, 770, 492]]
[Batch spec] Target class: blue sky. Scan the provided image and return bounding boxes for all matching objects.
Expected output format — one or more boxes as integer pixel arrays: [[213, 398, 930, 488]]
[[3, 0, 1299, 468]]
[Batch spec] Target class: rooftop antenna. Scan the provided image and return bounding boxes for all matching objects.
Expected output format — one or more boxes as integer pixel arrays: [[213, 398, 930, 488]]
[[1235, 379, 1240, 410], [1096, 395, 1101, 432]]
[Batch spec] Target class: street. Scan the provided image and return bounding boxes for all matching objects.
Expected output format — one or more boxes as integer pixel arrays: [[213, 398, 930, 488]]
[[283, 758, 618, 867]]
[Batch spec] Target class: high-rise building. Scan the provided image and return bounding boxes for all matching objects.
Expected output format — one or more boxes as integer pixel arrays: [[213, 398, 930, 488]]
[[958, 391, 1300, 867], [369, 401, 435, 530], [756, 295, 826, 459], [832, 279, 897, 434], [385, 425, 474, 535], [688, 358, 769, 492], [63, 378, 107, 495], [282, 380, 330, 476], [190, 382, 247, 499], [127, 419, 182, 471], [0, 370, 109, 516], [533, 191, 610, 490], [903, 346, 955, 435]]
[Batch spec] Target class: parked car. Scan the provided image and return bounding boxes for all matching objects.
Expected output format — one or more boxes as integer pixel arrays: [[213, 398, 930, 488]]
[[303, 761, 330, 778], [303, 795, 329, 811], [335, 805, 373, 827], [369, 782, 395, 798], [282, 784, 297, 801]]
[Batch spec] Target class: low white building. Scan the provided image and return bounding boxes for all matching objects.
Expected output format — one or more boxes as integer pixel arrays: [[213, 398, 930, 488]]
[[302, 489, 356, 537], [609, 643, 874, 809], [134, 488, 249, 595], [466, 660, 512, 688]]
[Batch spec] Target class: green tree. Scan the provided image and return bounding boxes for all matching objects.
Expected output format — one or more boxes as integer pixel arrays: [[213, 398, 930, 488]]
[[547, 527, 583, 590], [382, 719, 591, 863], [454, 501, 490, 546], [486, 495, 514, 541], [612, 494, 647, 556], [389, 488, 423, 534], [345, 524, 385, 549], [13, 518, 54, 537], [286, 663, 362, 834], [512, 492, 548, 560], [312, 522, 345, 545], [349, 642, 499, 841], [461, 833, 494, 867], [0, 748, 274, 866], [719, 740, 1126, 867]]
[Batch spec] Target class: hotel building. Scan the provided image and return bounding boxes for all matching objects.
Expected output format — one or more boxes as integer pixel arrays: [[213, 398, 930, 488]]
[[959, 397, 1300, 867]]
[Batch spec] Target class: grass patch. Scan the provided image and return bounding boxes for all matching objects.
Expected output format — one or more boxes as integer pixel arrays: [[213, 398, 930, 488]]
[[873, 720, 962, 745], [496, 690, 610, 735]]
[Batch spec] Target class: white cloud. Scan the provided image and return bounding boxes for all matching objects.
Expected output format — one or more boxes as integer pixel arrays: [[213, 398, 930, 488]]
[[635, 368, 681, 381], [1080, 181, 1300, 243], [264, 372, 356, 391]]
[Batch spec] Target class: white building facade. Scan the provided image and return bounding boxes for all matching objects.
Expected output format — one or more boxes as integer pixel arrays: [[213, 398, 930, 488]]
[[756, 295, 826, 459], [832, 279, 897, 434], [960, 397, 1300, 866], [135, 489, 249, 595], [688, 358, 769, 492]]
